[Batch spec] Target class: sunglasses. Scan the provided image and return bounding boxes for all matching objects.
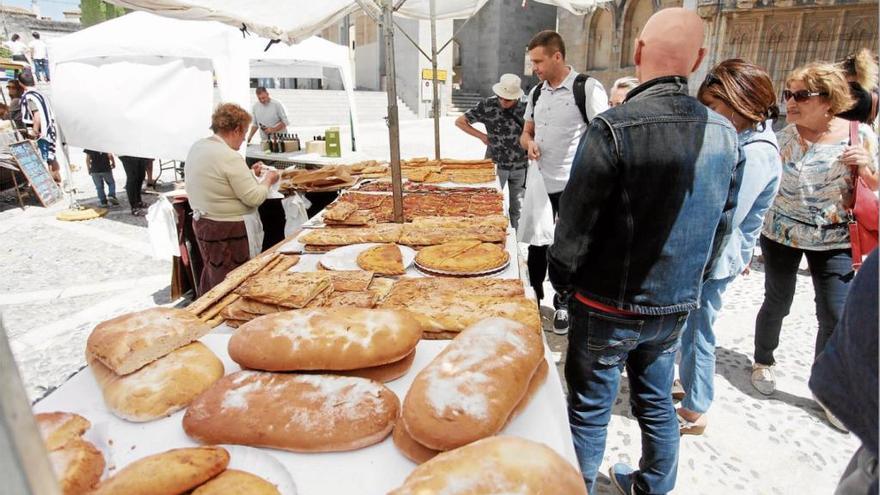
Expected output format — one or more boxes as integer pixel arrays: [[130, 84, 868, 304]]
[[782, 89, 827, 102], [704, 73, 721, 86]]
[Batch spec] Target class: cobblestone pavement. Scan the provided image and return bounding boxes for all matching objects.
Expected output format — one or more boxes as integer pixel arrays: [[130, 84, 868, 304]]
[[1, 117, 860, 493]]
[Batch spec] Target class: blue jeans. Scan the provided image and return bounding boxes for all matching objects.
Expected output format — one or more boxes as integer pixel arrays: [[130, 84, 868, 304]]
[[90, 171, 116, 204], [754, 235, 853, 365], [678, 275, 735, 413], [34, 59, 50, 82], [566, 298, 687, 494]]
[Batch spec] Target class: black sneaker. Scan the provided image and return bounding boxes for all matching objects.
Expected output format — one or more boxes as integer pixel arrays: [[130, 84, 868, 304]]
[[552, 308, 569, 335], [108, 196, 120, 206], [98, 201, 108, 208]]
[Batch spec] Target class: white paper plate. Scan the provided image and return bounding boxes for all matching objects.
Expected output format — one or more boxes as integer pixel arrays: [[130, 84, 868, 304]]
[[320, 243, 416, 273], [414, 256, 511, 277], [220, 444, 298, 495]]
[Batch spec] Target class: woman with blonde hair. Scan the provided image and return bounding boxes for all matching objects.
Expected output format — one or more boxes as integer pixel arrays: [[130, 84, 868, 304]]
[[675, 59, 782, 435], [751, 62, 878, 428], [185, 103, 279, 294]]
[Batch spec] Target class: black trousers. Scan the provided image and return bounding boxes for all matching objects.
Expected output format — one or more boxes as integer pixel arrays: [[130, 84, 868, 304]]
[[527, 191, 562, 306], [120, 156, 149, 209]]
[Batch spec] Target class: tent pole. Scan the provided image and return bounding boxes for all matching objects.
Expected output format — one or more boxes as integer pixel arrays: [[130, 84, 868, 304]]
[[429, 0, 440, 160], [383, 0, 404, 223]]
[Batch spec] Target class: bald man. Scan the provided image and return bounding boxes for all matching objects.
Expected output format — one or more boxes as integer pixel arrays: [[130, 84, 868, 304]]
[[548, 8, 744, 494]]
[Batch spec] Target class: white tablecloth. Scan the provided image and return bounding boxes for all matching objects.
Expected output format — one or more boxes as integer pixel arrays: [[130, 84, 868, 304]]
[[34, 333, 577, 495]]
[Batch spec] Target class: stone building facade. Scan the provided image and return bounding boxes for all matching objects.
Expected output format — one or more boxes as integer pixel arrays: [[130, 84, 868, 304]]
[[558, 0, 879, 99], [0, 5, 80, 43]]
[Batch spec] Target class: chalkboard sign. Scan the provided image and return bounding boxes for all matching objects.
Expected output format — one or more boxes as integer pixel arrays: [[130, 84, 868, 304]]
[[9, 140, 62, 207]]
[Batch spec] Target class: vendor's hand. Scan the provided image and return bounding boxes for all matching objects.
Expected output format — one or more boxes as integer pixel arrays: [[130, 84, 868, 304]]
[[252, 161, 265, 176], [479, 134, 489, 146], [842, 145, 873, 171], [527, 141, 541, 161], [264, 170, 280, 185], [742, 263, 751, 276]]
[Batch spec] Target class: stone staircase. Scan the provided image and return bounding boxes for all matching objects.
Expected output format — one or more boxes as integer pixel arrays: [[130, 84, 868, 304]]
[[252, 89, 418, 126], [447, 91, 482, 116]]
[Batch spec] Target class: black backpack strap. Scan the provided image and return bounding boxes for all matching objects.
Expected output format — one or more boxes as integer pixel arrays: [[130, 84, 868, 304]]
[[573, 73, 589, 123], [530, 84, 542, 120]]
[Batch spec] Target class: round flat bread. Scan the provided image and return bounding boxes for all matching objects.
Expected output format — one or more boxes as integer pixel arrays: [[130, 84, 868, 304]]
[[415, 241, 508, 273]]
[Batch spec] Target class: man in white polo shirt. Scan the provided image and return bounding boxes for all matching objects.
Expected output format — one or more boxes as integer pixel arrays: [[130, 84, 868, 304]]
[[520, 30, 609, 335]]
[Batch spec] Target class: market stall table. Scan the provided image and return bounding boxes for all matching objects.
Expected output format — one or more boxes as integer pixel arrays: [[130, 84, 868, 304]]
[[246, 144, 371, 170], [33, 332, 577, 495]]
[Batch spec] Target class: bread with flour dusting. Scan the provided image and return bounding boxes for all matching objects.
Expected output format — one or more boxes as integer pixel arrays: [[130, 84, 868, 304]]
[[88, 342, 224, 422], [388, 436, 587, 495], [402, 317, 543, 451], [183, 370, 399, 452], [228, 308, 422, 371], [86, 307, 212, 375]]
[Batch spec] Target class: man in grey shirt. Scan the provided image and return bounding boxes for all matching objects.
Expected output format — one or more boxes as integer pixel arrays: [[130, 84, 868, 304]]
[[246, 87, 289, 144]]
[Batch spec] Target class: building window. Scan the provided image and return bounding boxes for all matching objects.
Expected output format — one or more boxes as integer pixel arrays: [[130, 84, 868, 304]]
[[726, 31, 751, 60], [621, 0, 654, 68], [761, 25, 789, 101], [588, 8, 613, 70], [838, 19, 877, 59], [797, 27, 826, 66]]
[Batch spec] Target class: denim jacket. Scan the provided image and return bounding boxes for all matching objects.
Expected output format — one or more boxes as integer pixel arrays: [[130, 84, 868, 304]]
[[548, 76, 744, 315], [706, 124, 781, 280]]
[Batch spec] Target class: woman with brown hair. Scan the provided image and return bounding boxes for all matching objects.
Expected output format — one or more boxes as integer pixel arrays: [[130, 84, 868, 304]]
[[751, 62, 878, 428], [838, 48, 879, 125], [185, 103, 279, 294], [675, 59, 783, 435]]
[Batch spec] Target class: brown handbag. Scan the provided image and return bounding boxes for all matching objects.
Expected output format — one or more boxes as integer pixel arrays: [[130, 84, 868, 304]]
[[846, 121, 879, 270]]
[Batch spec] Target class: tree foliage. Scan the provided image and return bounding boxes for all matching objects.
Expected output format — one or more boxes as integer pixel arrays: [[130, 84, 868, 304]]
[[80, 0, 127, 27]]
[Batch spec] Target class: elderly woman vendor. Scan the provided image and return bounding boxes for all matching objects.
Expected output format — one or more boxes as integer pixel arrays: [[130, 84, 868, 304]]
[[185, 103, 279, 294]]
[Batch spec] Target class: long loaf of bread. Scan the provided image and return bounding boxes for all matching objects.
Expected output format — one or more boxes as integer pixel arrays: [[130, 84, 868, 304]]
[[183, 370, 399, 452], [402, 317, 543, 451], [228, 308, 422, 371], [388, 436, 587, 495]]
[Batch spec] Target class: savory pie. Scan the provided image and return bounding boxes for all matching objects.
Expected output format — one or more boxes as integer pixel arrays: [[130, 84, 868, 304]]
[[235, 272, 331, 308], [326, 270, 374, 292], [415, 241, 509, 273], [357, 244, 406, 276], [324, 210, 375, 226], [411, 215, 509, 230], [322, 291, 379, 308], [323, 201, 358, 222], [380, 293, 539, 334], [298, 224, 403, 246], [399, 225, 506, 246]]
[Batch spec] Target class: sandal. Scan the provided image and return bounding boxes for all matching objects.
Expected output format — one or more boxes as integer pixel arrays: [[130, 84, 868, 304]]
[[677, 409, 707, 436]]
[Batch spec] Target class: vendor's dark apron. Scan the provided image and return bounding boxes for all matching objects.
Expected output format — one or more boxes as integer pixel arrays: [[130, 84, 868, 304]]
[[192, 217, 249, 295]]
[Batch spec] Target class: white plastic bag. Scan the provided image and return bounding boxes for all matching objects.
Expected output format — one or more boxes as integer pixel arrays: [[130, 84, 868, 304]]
[[145, 195, 181, 259], [242, 211, 265, 259], [282, 193, 312, 236], [517, 162, 555, 246]]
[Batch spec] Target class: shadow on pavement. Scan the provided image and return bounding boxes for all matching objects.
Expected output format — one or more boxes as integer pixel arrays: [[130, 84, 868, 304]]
[[715, 345, 825, 419]]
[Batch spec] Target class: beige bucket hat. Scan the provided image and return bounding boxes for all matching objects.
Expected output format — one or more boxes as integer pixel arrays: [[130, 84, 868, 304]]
[[492, 73, 524, 100]]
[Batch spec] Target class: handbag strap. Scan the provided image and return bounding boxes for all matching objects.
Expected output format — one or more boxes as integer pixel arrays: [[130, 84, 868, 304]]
[[847, 121, 861, 212]]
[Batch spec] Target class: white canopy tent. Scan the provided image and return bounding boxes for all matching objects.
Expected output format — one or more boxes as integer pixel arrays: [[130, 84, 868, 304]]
[[49, 12, 360, 161]]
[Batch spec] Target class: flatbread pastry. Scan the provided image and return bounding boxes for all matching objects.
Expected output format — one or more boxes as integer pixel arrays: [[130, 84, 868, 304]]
[[416, 241, 509, 273], [323, 201, 358, 222], [235, 272, 331, 308], [357, 244, 406, 276]]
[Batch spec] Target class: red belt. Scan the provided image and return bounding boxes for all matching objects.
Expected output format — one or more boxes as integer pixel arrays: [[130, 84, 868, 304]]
[[574, 292, 639, 316]]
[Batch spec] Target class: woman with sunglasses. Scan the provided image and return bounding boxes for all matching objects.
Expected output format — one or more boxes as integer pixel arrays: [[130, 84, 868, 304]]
[[752, 62, 878, 427], [674, 59, 782, 435]]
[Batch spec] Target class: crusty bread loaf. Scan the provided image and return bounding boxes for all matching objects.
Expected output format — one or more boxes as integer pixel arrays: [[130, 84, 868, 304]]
[[388, 436, 587, 495], [88, 342, 224, 422], [86, 307, 212, 375], [35, 412, 91, 451], [228, 308, 422, 371], [334, 348, 415, 382], [49, 439, 105, 495], [191, 469, 280, 495], [90, 446, 229, 495], [183, 371, 399, 452], [402, 317, 543, 451], [394, 357, 549, 464]]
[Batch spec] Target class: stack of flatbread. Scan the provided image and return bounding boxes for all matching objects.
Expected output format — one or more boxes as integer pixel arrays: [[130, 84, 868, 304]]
[[379, 278, 540, 339], [298, 224, 403, 253], [323, 201, 375, 227], [280, 165, 355, 192], [415, 240, 509, 274], [399, 223, 507, 247], [222, 270, 394, 327]]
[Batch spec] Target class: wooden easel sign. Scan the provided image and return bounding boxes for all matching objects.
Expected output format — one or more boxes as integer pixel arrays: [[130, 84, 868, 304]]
[[9, 140, 62, 207]]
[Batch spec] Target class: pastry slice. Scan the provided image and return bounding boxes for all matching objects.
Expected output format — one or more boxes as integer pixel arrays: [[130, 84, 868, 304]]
[[323, 201, 358, 222], [357, 244, 406, 276], [235, 272, 331, 308]]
